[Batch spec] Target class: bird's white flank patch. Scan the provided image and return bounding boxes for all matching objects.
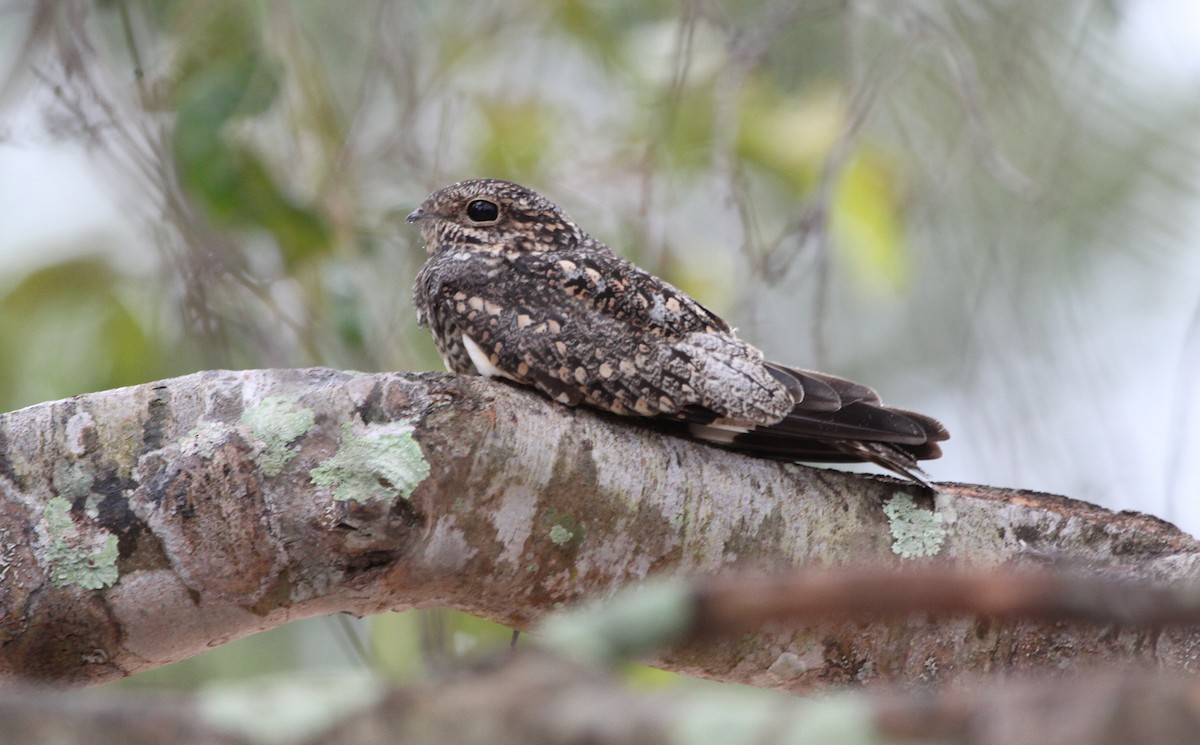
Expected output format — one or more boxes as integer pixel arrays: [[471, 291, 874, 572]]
[[463, 334, 507, 379], [688, 422, 752, 444]]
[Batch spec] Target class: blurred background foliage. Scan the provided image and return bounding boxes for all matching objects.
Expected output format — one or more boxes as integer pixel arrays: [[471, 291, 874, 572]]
[[2, 0, 1200, 689]]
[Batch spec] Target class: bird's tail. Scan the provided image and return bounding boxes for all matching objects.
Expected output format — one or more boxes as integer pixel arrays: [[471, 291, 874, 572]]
[[683, 363, 949, 487]]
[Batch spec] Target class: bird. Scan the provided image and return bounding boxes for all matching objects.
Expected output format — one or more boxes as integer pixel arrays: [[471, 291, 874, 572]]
[[407, 178, 948, 486]]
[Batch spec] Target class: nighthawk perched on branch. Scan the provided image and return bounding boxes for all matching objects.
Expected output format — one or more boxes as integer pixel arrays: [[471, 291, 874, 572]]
[[407, 179, 948, 485]]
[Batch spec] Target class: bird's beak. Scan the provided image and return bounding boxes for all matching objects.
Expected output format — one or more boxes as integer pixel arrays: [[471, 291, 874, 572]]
[[405, 209, 426, 223]]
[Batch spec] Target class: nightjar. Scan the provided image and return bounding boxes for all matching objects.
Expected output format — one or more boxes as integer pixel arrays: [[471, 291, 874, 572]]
[[407, 179, 948, 485]]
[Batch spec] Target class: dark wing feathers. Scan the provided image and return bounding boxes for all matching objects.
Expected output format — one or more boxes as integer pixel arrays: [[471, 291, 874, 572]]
[[684, 364, 948, 484], [768, 402, 929, 444], [764, 364, 841, 411], [787, 366, 881, 405]]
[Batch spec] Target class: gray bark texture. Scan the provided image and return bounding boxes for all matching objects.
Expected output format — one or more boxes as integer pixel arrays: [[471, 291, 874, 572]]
[[0, 368, 1197, 686]]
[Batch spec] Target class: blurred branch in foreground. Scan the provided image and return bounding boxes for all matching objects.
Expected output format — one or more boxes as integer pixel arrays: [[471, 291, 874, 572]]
[[4, 566, 1200, 744]]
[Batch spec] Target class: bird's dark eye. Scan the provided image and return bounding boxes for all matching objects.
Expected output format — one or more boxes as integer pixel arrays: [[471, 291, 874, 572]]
[[466, 199, 499, 223]]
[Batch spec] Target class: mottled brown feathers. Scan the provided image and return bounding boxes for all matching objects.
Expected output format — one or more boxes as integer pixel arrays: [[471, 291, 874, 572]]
[[408, 178, 948, 484]]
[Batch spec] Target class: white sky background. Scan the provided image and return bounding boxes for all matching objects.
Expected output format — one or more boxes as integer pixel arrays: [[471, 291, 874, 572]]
[[1117, 0, 1200, 534], [0, 98, 146, 276], [2, 1, 1200, 531], [1121, 0, 1200, 84]]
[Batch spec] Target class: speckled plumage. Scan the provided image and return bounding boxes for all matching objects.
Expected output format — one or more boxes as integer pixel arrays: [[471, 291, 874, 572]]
[[408, 179, 948, 484]]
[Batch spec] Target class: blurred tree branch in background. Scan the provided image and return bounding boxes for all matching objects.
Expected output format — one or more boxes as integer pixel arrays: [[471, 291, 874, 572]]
[[2, 662, 1199, 744]]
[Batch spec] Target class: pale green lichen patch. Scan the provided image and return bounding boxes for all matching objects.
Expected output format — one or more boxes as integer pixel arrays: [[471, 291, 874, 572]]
[[199, 673, 385, 745], [43, 496, 119, 590], [310, 421, 430, 503], [674, 690, 877, 745], [542, 512, 581, 549], [549, 523, 574, 545], [240, 396, 316, 477], [52, 458, 95, 502], [537, 579, 695, 665], [178, 420, 230, 459], [883, 493, 947, 559]]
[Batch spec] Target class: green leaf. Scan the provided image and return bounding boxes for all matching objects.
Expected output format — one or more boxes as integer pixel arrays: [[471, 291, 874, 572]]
[[736, 83, 843, 195], [831, 150, 910, 293], [166, 2, 331, 264]]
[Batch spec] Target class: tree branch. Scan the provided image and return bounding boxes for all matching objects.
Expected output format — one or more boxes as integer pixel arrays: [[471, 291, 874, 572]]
[[1, 369, 1197, 685], [0, 656, 1198, 745]]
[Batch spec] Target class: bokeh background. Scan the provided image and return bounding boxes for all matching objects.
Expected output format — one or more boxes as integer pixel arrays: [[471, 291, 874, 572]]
[[3, 0, 1200, 688]]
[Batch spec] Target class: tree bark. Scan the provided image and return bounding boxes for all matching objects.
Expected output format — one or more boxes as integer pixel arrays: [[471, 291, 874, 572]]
[[0, 368, 1197, 685]]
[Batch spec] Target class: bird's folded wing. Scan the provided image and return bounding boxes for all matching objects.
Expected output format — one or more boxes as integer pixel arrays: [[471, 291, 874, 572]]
[[508, 248, 733, 336], [427, 267, 791, 422]]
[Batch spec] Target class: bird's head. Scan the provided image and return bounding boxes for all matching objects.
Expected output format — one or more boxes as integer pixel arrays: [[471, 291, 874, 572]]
[[406, 179, 585, 254]]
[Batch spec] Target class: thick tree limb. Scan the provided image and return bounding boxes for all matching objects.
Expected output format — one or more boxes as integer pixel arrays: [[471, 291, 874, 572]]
[[0, 369, 1198, 685]]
